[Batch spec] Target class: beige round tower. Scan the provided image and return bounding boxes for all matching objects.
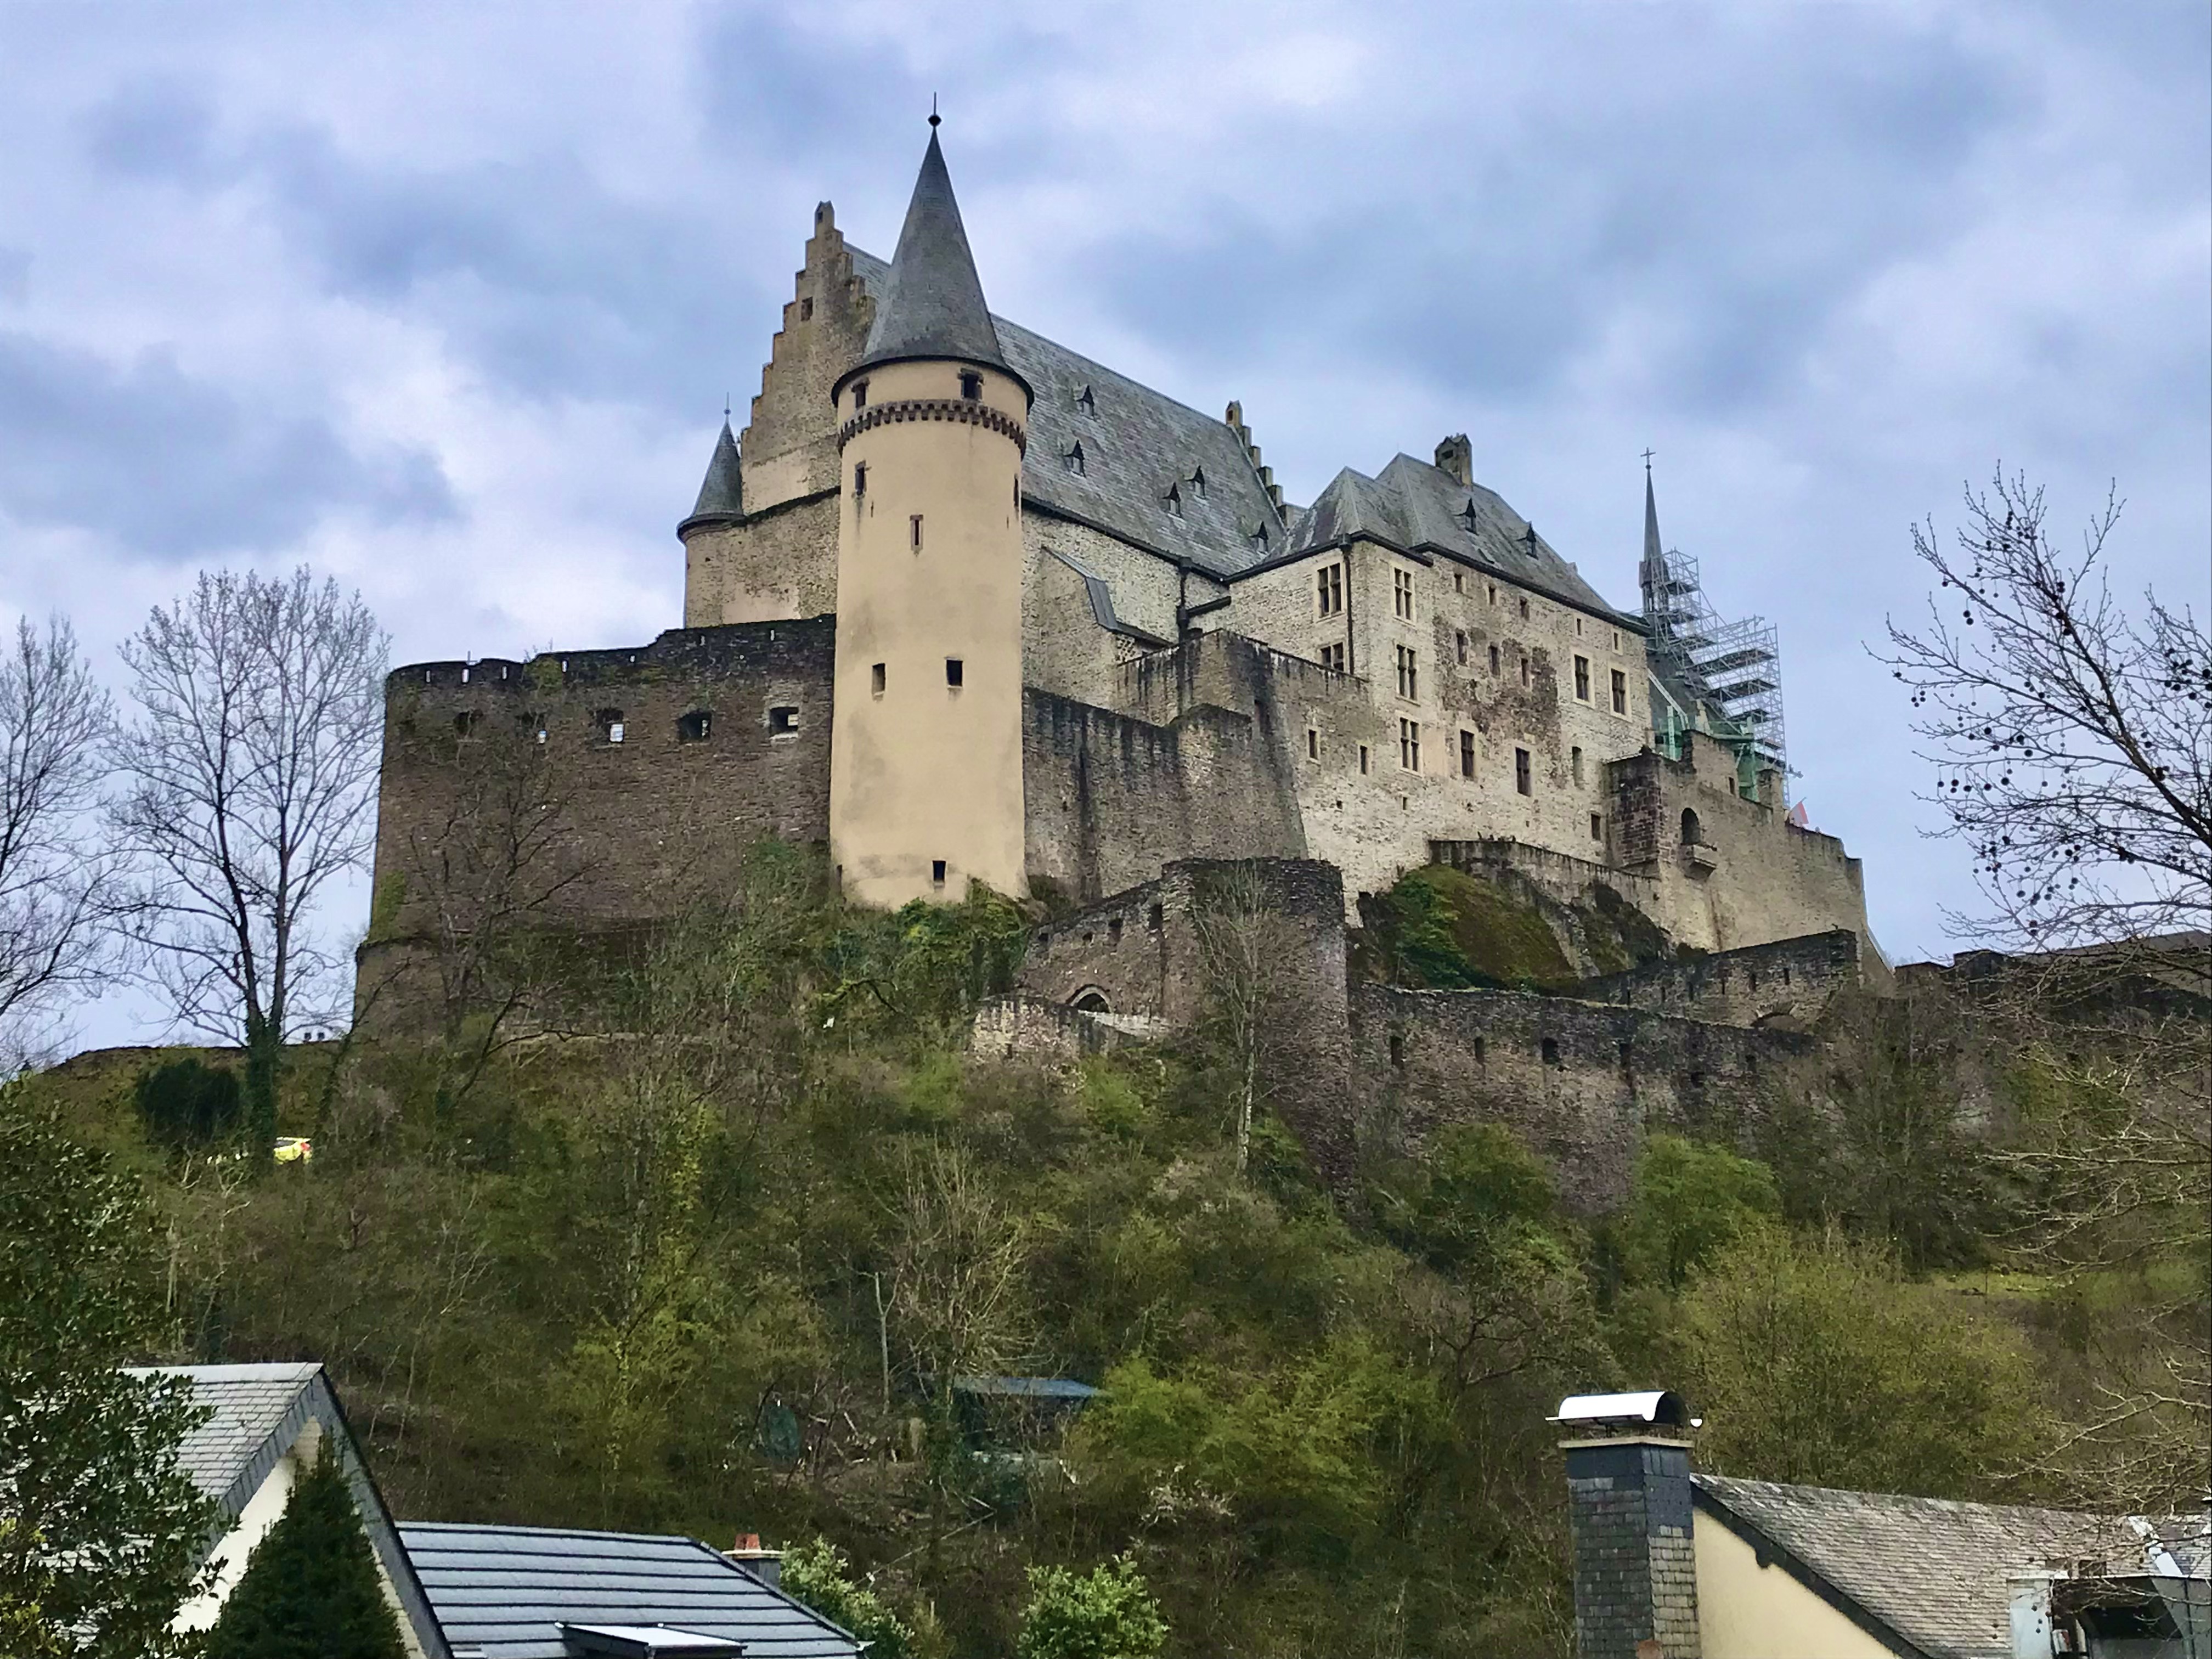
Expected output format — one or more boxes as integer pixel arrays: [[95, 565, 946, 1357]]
[[828, 125, 1032, 907]]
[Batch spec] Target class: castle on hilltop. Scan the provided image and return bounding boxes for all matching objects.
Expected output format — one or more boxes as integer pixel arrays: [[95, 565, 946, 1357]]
[[362, 128, 1882, 1179]]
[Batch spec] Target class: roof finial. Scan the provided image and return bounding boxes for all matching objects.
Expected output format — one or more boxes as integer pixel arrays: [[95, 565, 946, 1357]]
[[929, 95, 940, 129]]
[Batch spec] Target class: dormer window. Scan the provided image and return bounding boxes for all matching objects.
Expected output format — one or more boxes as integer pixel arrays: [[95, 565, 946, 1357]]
[[1522, 524, 1539, 556], [852, 380, 868, 410], [1076, 385, 1096, 415], [1189, 466, 1207, 498], [959, 369, 984, 401], [1064, 442, 1086, 476], [1250, 525, 1269, 553], [1164, 482, 1183, 517], [1458, 500, 1479, 532]]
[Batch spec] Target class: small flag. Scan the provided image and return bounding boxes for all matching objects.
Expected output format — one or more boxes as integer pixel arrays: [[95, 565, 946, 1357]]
[[1787, 800, 1810, 829]]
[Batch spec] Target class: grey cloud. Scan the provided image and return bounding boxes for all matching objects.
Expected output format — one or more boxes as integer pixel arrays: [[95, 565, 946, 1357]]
[[0, 249, 26, 305], [0, 331, 456, 558], [82, 77, 228, 185]]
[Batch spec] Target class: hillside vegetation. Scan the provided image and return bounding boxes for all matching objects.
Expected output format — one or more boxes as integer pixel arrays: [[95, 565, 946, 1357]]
[[27, 851, 2202, 1659]]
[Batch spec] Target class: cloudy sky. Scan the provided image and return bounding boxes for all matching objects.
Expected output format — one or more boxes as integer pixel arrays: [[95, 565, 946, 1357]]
[[2, 1, 2205, 1052]]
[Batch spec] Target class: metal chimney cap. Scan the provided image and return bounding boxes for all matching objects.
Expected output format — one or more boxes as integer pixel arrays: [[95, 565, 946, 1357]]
[[1549, 1390, 1701, 1430]]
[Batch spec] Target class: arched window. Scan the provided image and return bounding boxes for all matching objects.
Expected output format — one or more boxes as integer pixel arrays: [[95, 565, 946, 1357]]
[[1070, 988, 1111, 1015], [1680, 807, 1703, 845]]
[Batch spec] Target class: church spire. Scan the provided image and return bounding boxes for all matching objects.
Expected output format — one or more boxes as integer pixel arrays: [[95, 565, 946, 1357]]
[[848, 123, 1022, 392], [687, 418, 742, 522], [1639, 453, 1666, 628]]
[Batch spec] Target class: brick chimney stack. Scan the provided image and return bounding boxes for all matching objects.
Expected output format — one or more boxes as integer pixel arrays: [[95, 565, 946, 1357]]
[[1555, 1390, 1703, 1659], [1435, 433, 1474, 487]]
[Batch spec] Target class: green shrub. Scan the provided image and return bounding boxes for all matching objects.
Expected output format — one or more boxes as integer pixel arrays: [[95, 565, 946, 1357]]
[[205, 1443, 405, 1658], [1017, 1555, 1167, 1659], [781, 1538, 915, 1659], [133, 1058, 243, 1154]]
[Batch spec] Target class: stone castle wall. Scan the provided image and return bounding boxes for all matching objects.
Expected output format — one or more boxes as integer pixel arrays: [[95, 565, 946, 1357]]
[[1353, 983, 1812, 1214], [1578, 929, 1862, 1029]]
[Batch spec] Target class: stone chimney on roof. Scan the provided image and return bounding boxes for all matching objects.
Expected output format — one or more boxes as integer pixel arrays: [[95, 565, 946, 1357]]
[[1435, 433, 1473, 487], [1554, 1390, 1705, 1659]]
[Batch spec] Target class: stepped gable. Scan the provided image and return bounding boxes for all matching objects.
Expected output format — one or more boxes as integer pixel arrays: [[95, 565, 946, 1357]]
[[847, 247, 1290, 579], [1277, 450, 1636, 625]]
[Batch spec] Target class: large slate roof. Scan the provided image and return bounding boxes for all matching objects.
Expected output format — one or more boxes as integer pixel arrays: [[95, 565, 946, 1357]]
[[848, 248, 1290, 580], [133, 1361, 323, 1514], [398, 1523, 861, 1659], [1694, 1474, 2162, 1659], [1279, 453, 1637, 625], [853, 130, 1013, 384]]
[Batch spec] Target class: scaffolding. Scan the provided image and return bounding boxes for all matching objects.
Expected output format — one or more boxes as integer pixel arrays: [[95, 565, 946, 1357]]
[[1639, 544, 1788, 778]]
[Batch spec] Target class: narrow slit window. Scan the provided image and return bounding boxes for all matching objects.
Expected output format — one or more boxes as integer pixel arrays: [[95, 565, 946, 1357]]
[[910, 514, 924, 551], [1610, 669, 1629, 715], [852, 379, 868, 409], [1519, 597, 1531, 620], [959, 369, 983, 400], [1515, 747, 1532, 795], [1571, 746, 1584, 786], [1389, 1032, 1404, 1068], [946, 658, 964, 687], [1590, 811, 1604, 840], [1459, 729, 1475, 777], [1147, 902, 1163, 931], [1520, 653, 1531, 689], [1307, 727, 1320, 760], [871, 663, 886, 696], [1472, 1036, 1486, 1064], [1359, 744, 1370, 775], [1453, 572, 1464, 594], [799, 296, 814, 320], [1574, 654, 1592, 702], [853, 461, 867, 497], [1455, 629, 1468, 666], [1488, 643, 1501, 676], [1108, 917, 1122, 946]]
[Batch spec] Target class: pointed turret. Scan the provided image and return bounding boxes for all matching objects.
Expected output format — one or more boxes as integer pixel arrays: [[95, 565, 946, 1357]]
[[686, 420, 743, 524], [843, 128, 1025, 395]]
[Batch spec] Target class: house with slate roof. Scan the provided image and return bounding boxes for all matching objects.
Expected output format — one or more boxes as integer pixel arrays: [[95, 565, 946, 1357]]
[[362, 121, 1880, 1046], [1554, 1391, 2211, 1659], [396, 1523, 861, 1659], [141, 1361, 447, 1654]]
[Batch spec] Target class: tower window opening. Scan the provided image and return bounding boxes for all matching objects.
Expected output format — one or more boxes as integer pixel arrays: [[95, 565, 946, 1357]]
[[799, 296, 813, 320], [1515, 747, 1532, 795], [1064, 442, 1086, 475], [1575, 616, 1584, 637], [960, 369, 983, 400], [1321, 642, 1346, 673], [1108, 917, 1122, 946], [1541, 1037, 1561, 1066], [1611, 668, 1629, 715], [1574, 654, 1592, 702], [1571, 745, 1584, 786], [678, 710, 711, 742], [853, 461, 867, 497], [1459, 729, 1475, 778], [1488, 643, 1501, 676], [1519, 596, 1531, 620], [1487, 582, 1498, 606], [1455, 629, 1468, 665], [453, 710, 479, 737], [1359, 744, 1370, 775], [946, 658, 964, 687], [769, 705, 799, 736], [1453, 572, 1464, 594], [1147, 901, 1163, 931], [1395, 645, 1418, 701], [1681, 807, 1703, 845], [595, 709, 625, 744], [1612, 628, 1622, 650], [871, 663, 886, 696], [1393, 568, 1414, 619], [910, 514, 924, 551], [1389, 1032, 1404, 1068], [852, 379, 868, 409], [1590, 811, 1604, 840], [1472, 1036, 1486, 1064], [931, 859, 947, 886], [1307, 727, 1319, 760], [1519, 653, 1531, 688], [1399, 718, 1420, 772]]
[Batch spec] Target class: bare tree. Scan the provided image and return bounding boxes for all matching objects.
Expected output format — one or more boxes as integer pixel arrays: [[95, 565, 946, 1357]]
[[110, 568, 387, 1149], [1879, 470, 2210, 951], [1189, 863, 1308, 1175], [884, 1141, 1032, 1403], [0, 616, 115, 1061], [1881, 471, 2209, 1509]]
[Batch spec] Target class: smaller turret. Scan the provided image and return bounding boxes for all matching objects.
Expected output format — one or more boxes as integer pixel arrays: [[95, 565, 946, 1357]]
[[681, 419, 743, 531]]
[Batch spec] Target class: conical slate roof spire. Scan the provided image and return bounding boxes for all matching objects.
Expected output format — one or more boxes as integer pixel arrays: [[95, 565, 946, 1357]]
[[853, 128, 1019, 388], [1639, 458, 1668, 633], [687, 420, 742, 522]]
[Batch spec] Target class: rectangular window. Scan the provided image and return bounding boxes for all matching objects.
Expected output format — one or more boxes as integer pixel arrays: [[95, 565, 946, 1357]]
[[1612, 628, 1622, 650], [1316, 562, 1344, 617], [1454, 629, 1468, 666], [1519, 596, 1531, 619], [871, 663, 885, 696], [931, 859, 947, 885], [960, 370, 983, 400], [1393, 568, 1415, 619], [1519, 653, 1531, 688], [1590, 811, 1605, 841], [1611, 668, 1628, 715], [1306, 727, 1319, 760], [678, 710, 710, 742], [1575, 616, 1585, 636], [910, 514, 924, 551], [1459, 729, 1475, 777], [1488, 643, 1501, 676], [1571, 745, 1584, 786], [769, 704, 799, 736], [1400, 718, 1420, 772], [1574, 654, 1592, 702], [1487, 582, 1498, 606], [1395, 645, 1418, 701], [853, 461, 867, 497], [1515, 747, 1532, 796], [1453, 572, 1464, 594], [945, 658, 963, 687], [852, 379, 868, 409], [596, 708, 625, 744], [1359, 744, 1370, 775], [1321, 642, 1346, 673]]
